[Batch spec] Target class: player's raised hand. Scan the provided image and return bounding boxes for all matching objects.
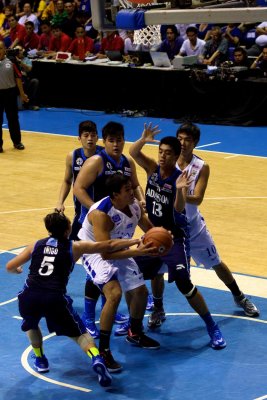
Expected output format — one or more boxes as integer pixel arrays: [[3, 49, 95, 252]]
[[141, 123, 161, 143], [175, 171, 193, 190]]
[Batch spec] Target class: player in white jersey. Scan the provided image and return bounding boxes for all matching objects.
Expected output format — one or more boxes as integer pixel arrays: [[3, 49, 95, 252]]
[[78, 173, 160, 373], [176, 122, 259, 317]]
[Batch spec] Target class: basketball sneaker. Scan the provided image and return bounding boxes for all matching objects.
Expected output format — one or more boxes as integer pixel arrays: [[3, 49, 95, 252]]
[[126, 329, 160, 349], [82, 315, 100, 339], [148, 307, 166, 329], [146, 294, 154, 311], [207, 324, 226, 350], [100, 349, 122, 373], [234, 293, 260, 317], [92, 355, 112, 387], [114, 320, 130, 336], [33, 355, 49, 373], [114, 312, 129, 324]]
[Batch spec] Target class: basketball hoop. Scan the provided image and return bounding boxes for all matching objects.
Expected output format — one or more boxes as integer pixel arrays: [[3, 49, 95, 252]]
[[119, 0, 161, 47]]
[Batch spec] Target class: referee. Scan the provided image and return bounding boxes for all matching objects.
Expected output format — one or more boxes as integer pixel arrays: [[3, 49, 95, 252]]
[[0, 41, 28, 153]]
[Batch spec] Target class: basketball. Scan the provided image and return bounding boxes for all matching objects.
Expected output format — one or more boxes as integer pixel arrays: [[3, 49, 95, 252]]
[[143, 227, 173, 256]]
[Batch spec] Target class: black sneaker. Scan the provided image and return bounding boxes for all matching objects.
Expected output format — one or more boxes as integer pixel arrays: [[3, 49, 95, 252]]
[[14, 142, 25, 150], [126, 329, 160, 349], [148, 307, 166, 329], [100, 349, 122, 373]]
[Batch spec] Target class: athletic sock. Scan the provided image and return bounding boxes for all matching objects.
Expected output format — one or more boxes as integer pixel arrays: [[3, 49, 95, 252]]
[[32, 346, 44, 358], [225, 280, 242, 297], [87, 346, 100, 359], [200, 312, 216, 330], [153, 296, 163, 309], [129, 317, 143, 335], [84, 298, 97, 323], [99, 330, 112, 353]]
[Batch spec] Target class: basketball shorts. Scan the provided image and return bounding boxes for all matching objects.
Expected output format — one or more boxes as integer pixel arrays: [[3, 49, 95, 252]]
[[161, 238, 190, 283], [134, 255, 164, 280], [18, 286, 86, 337], [190, 226, 221, 269], [82, 253, 145, 293]]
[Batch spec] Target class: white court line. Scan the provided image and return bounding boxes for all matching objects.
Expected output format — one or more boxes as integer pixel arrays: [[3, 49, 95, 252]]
[[1, 197, 266, 217], [196, 142, 221, 149], [21, 333, 91, 393], [0, 205, 73, 215], [0, 297, 18, 306], [19, 313, 267, 396], [4, 128, 267, 159], [205, 196, 267, 200], [224, 154, 240, 159]]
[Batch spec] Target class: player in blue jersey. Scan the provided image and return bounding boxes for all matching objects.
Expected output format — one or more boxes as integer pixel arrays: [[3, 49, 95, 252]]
[[6, 212, 142, 386], [79, 173, 160, 372], [55, 120, 103, 240], [129, 124, 226, 350], [176, 122, 259, 317], [55, 120, 127, 333], [73, 121, 146, 337]]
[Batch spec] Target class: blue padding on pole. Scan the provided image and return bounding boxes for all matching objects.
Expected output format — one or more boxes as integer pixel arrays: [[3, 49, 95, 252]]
[[116, 9, 146, 30]]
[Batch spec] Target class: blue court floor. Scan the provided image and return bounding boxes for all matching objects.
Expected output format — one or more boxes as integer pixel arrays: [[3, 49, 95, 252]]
[[1, 250, 267, 400]]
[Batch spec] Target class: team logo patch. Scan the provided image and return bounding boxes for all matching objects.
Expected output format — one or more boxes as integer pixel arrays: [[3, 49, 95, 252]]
[[106, 162, 113, 170], [112, 214, 121, 223], [76, 157, 83, 166]]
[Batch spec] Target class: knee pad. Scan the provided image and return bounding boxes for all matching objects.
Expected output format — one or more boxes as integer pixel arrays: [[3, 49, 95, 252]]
[[175, 279, 196, 298], [85, 279, 101, 299]]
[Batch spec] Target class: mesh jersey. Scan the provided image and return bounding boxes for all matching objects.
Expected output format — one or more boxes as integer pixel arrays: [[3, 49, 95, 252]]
[[79, 196, 141, 242], [79, 150, 132, 223], [25, 237, 74, 293], [72, 145, 103, 216], [176, 154, 206, 239], [145, 166, 188, 239]]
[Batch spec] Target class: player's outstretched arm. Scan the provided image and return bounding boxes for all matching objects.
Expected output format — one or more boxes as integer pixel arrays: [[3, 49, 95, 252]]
[[186, 163, 210, 206], [6, 244, 34, 274], [55, 152, 73, 212], [129, 123, 160, 175], [72, 238, 141, 262]]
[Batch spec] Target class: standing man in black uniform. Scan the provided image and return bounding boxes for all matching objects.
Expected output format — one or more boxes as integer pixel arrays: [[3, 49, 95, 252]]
[[0, 40, 28, 153]]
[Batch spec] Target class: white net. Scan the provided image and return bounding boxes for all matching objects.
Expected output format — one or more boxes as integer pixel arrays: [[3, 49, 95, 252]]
[[119, 0, 162, 46]]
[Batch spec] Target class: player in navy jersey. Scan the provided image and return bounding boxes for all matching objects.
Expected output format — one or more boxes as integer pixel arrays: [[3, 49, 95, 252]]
[[55, 120, 103, 240], [73, 121, 146, 337], [129, 124, 226, 350], [6, 212, 141, 386], [176, 122, 259, 317]]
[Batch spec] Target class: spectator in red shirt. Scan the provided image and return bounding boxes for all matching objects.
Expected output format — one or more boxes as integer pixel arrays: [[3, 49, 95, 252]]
[[8, 15, 27, 49], [38, 20, 53, 51], [68, 25, 94, 60], [48, 24, 72, 52], [97, 31, 124, 58], [22, 21, 39, 52]]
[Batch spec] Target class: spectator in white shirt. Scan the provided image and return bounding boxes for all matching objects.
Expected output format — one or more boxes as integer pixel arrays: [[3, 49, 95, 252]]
[[179, 26, 205, 57], [18, 3, 39, 33]]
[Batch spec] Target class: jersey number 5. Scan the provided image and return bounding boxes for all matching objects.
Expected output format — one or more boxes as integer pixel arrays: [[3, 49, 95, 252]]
[[39, 256, 55, 276]]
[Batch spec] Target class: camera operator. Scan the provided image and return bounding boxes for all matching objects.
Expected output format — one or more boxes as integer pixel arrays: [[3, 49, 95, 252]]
[[15, 46, 40, 111], [0, 40, 28, 153]]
